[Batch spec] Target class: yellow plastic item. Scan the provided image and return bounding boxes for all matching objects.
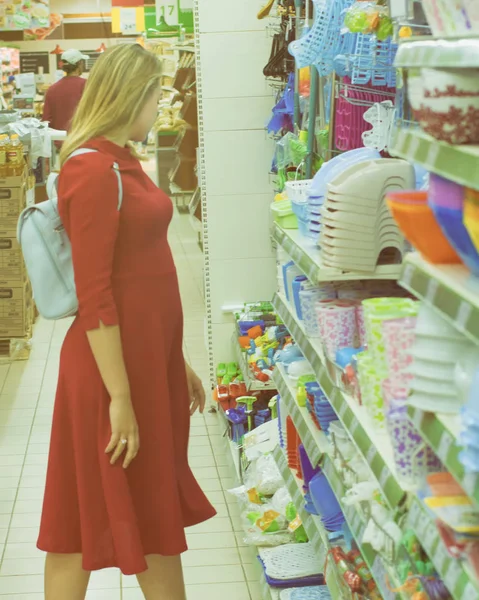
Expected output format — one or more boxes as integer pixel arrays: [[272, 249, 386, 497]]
[[464, 187, 479, 252], [297, 385, 307, 408]]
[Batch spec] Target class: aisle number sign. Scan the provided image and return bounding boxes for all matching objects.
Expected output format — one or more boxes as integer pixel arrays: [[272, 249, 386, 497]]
[[156, 0, 178, 26]]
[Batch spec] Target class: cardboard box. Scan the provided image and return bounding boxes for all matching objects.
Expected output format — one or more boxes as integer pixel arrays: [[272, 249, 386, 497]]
[[0, 165, 28, 189], [0, 281, 32, 338], [0, 238, 25, 286], [0, 184, 26, 237]]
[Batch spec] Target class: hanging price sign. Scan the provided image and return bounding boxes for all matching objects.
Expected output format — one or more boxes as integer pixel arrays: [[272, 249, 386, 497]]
[[155, 0, 179, 27]]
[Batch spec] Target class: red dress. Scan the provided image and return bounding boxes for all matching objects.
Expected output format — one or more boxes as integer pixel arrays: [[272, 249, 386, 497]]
[[37, 138, 216, 575]]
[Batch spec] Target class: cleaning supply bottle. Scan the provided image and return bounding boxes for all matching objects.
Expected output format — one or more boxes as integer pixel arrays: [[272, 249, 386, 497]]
[[0, 134, 8, 177], [7, 134, 24, 176]]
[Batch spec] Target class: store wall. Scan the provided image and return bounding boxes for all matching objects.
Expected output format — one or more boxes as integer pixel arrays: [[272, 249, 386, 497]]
[[195, 0, 277, 375]]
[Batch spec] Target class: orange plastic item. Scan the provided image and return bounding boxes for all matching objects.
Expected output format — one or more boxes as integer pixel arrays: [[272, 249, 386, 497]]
[[427, 472, 465, 497], [238, 336, 251, 349], [247, 325, 263, 339], [387, 191, 461, 264]]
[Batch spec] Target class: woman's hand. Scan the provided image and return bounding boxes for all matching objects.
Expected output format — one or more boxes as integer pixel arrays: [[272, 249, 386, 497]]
[[105, 395, 140, 468], [185, 362, 206, 415]]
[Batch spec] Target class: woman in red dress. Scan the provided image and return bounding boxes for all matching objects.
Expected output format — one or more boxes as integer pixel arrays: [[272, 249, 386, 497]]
[[37, 44, 216, 599]]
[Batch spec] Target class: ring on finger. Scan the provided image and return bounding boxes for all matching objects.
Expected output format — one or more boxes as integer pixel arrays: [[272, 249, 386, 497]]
[[121, 438, 128, 445]]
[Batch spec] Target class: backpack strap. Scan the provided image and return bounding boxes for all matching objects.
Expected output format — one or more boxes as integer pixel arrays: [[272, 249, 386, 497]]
[[57, 148, 123, 211]]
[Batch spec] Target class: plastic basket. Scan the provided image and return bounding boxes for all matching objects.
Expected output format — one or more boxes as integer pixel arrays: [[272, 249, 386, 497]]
[[285, 179, 313, 203], [350, 34, 398, 88], [312, 0, 356, 77]]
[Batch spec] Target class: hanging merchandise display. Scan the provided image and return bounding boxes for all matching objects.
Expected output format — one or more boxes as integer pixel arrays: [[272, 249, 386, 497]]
[[199, 0, 479, 598]]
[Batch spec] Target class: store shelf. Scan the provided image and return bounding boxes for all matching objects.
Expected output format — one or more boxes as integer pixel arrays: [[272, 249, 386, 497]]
[[389, 127, 479, 192], [399, 253, 479, 346], [272, 223, 402, 283], [272, 445, 328, 557], [395, 37, 479, 68], [407, 496, 479, 600], [273, 292, 407, 510], [232, 334, 277, 391], [408, 405, 479, 505], [273, 365, 330, 466]]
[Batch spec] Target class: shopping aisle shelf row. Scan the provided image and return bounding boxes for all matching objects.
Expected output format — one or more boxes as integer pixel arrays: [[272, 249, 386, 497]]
[[272, 446, 350, 600], [272, 223, 402, 284], [407, 496, 479, 600], [273, 291, 407, 510], [400, 253, 479, 346], [273, 446, 400, 600], [390, 127, 479, 192], [232, 333, 277, 391], [408, 405, 479, 505], [273, 445, 328, 557], [395, 37, 479, 68]]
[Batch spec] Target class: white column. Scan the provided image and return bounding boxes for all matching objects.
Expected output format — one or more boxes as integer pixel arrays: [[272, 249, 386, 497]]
[[194, 0, 277, 382]]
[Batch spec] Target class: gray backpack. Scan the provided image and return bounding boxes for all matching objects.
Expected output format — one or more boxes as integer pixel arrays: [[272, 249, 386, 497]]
[[17, 149, 123, 320]]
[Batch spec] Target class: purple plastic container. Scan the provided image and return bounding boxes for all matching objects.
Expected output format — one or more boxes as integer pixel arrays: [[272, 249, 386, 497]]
[[429, 173, 464, 210]]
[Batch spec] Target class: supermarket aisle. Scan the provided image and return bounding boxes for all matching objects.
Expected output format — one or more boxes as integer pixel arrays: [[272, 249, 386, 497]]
[[0, 161, 260, 599]]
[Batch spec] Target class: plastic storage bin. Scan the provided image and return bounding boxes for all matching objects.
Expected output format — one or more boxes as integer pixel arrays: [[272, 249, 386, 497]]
[[271, 200, 298, 229]]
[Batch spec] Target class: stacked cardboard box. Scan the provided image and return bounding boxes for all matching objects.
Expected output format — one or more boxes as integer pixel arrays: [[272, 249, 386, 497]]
[[0, 165, 34, 352]]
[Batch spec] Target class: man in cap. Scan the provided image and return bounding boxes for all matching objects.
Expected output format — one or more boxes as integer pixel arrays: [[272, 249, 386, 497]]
[[42, 49, 89, 133]]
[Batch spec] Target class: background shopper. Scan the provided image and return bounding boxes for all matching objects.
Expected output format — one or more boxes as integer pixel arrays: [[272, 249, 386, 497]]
[[42, 49, 88, 132]]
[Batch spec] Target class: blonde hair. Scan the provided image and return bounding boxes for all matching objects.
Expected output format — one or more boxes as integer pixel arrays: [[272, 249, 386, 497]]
[[60, 44, 162, 165]]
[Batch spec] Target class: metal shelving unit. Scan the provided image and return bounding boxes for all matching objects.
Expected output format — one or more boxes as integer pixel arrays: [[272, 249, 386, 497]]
[[407, 497, 479, 600], [399, 253, 479, 345], [389, 128, 479, 192], [273, 292, 408, 510], [407, 405, 479, 504], [395, 37, 479, 68]]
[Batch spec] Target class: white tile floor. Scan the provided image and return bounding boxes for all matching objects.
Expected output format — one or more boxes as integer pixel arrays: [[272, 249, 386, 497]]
[[0, 160, 261, 599]]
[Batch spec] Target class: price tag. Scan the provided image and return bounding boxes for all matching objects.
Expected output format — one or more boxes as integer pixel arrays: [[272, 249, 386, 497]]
[[379, 465, 389, 488], [434, 543, 451, 572], [371, 556, 396, 600], [350, 418, 359, 436], [445, 560, 462, 592], [156, 0, 179, 26], [424, 523, 439, 552], [464, 582, 479, 600], [366, 445, 377, 464], [426, 278, 439, 303], [456, 300, 472, 332], [437, 432, 452, 463], [462, 472, 478, 497], [408, 500, 421, 527], [427, 140, 440, 165], [416, 516, 428, 537], [401, 263, 414, 288], [412, 408, 425, 429]]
